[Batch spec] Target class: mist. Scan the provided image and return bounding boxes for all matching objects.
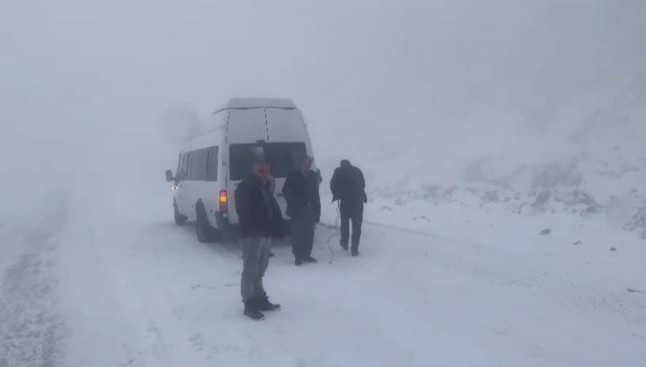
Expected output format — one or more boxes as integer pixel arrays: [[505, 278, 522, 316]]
[[1, 0, 645, 188], [3, 2, 646, 365]]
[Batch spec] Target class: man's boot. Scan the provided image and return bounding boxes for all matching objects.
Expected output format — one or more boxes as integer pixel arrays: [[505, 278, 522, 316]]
[[339, 239, 348, 250], [243, 300, 264, 320], [256, 296, 281, 311]]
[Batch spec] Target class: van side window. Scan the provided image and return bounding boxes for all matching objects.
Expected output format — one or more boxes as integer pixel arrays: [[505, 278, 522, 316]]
[[176, 153, 189, 180], [176, 153, 184, 179], [188, 149, 207, 180], [183, 154, 189, 178], [187, 151, 195, 179], [207, 146, 219, 181], [182, 147, 217, 181], [184, 153, 192, 179]]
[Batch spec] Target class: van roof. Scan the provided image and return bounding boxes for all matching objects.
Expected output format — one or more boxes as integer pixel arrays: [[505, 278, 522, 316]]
[[213, 98, 296, 114]]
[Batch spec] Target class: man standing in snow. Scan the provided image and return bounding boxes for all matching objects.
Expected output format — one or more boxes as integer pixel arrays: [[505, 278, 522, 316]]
[[330, 159, 367, 256], [235, 158, 284, 320], [283, 156, 321, 266]]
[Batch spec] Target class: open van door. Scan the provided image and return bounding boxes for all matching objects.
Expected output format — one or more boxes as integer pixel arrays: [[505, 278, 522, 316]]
[[227, 142, 307, 223]]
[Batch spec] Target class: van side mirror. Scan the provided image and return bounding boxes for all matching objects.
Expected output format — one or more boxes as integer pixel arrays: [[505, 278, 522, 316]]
[[165, 169, 174, 182]]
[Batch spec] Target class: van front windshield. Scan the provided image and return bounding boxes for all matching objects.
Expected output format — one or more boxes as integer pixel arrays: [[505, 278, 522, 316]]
[[229, 143, 307, 180]]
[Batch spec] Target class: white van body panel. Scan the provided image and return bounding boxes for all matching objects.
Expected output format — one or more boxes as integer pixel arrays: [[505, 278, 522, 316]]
[[226, 109, 269, 144], [216, 98, 296, 111], [266, 109, 309, 141], [171, 98, 315, 233]]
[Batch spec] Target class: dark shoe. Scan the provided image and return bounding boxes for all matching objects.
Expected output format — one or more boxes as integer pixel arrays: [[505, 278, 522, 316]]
[[295, 257, 303, 266], [351, 249, 359, 256], [304, 256, 317, 263], [340, 240, 348, 250], [243, 302, 264, 320], [256, 296, 280, 311]]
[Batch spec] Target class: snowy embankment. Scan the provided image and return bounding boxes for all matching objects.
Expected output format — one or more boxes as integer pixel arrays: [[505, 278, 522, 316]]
[[359, 78, 646, 249], [0, 172, 71, 367], [1, 165, 645, 366]]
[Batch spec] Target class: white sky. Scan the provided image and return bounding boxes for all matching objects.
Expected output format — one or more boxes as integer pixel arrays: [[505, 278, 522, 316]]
[[1, 0, 645, 177]]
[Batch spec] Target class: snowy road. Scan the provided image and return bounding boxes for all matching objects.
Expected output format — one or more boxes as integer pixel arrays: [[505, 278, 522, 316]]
[[0, 189, 68, 367], [1, 184, 645, 367]]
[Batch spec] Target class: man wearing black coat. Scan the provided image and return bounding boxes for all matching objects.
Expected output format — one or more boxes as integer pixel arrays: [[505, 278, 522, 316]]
[[282, 156, 321, 266], [330, 159, 367, 256], [235, 159, 284, 320]]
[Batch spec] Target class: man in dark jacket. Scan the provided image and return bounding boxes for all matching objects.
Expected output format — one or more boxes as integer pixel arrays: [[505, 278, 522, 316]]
[[282, 156, 321, 265], [235, 159, 284, 320], [330, 159, 367, 256]]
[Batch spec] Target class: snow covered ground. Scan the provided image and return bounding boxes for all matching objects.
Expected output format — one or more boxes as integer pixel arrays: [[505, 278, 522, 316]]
[[1, 171, 644, 367], [3, 0, 646, 365], [1, 79, 645, 366]]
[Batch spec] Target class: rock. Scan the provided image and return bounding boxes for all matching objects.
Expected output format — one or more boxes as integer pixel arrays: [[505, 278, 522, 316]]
[[532, 190, 551, 208], [422, 184, 442, 199], [624, 208, 646, 240], [573, 240, 582, 245], [540, 228, 552, 235], [481, 190, 499, 203], [584, 206, 600, 214], [610, 247, 617, 252]]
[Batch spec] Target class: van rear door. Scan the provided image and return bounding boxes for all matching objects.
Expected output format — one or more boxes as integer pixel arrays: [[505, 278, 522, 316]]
[[227, 142, 307, 223]]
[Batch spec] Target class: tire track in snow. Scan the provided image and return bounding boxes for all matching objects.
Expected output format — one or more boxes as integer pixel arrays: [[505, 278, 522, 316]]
[[0, 188, 70, 367]]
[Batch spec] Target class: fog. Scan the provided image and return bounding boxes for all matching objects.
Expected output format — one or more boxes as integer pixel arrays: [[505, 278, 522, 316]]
[[1, 0, 645, 186], [3, 3, 646, 364]]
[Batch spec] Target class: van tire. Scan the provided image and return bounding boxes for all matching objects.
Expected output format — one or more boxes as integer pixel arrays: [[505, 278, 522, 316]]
[[196, 203, 221, 243], [174, 201, 188, 226]]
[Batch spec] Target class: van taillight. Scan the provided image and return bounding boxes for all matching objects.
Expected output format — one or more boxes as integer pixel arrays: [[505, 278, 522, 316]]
[[219, 190, 228, 213]]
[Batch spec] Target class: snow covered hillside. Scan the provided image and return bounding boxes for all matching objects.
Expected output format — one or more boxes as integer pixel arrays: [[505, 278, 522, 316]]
[[358, 73, 646, 244]]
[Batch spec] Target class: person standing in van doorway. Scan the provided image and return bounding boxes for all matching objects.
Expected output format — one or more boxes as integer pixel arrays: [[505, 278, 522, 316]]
[[283, 156, 321, 266], [265, 174, 277, 258], [330, 159, 367, 256], [235, 158, 284, 320]]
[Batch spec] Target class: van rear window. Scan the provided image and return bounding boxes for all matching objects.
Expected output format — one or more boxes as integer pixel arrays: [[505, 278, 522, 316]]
[[230, 143, 307, 180]]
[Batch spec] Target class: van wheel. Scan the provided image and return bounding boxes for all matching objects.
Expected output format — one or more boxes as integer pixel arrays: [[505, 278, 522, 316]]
[[196, 204, 220, 243], [174, 202, 188, 225]]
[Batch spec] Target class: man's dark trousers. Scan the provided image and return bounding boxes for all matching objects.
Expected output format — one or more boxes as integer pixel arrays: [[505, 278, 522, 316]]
[[291, 208, 317, 260], [340, 199, 364, 251]]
